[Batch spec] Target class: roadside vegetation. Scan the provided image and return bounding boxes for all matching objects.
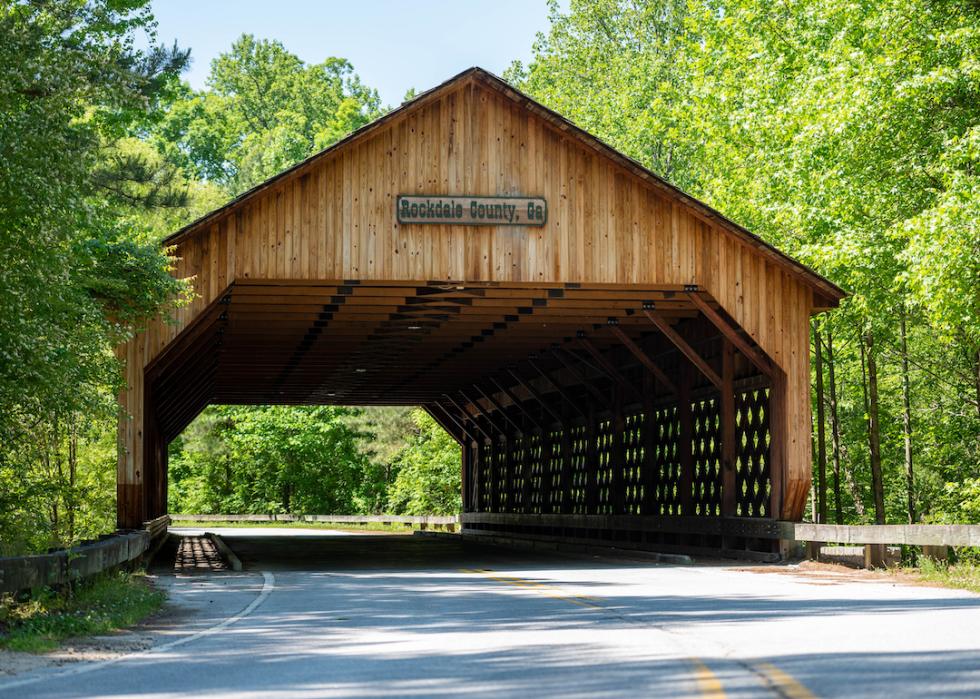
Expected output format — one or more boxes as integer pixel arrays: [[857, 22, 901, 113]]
[[0, 572, 165, 653], [907, 558, 980, 595]]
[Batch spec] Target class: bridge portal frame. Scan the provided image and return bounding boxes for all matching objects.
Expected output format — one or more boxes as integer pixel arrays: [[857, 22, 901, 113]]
[[117, 68, 844, 553]]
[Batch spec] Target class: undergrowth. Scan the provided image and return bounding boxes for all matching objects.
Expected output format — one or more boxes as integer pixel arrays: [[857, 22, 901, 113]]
[[0, 571, 165, 653]]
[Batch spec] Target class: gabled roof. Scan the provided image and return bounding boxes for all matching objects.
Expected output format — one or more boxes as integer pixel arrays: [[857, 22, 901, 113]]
[[163, 67, 845, 306]]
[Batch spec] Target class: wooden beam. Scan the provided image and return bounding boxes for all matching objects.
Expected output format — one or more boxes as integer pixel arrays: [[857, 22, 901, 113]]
[[643, 308, 723, 390], [606, 323, 678, 395], [460, 389, 509, 437], [473, 384, 525, 436], [442, 395, 492, 443], [686, 292, 773, 377], [488, 377, 545, 432], [575, 337, 642, 401], [506, 368, 563, 425], [549, 347, 613, 408], [425, 403, 470, 445], [526, 358, 587, 420]]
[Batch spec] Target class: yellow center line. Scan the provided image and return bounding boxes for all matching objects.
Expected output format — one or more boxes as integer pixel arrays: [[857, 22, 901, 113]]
[[753, 662, 817, 699], [691, 658, 727, 698], [459, 569, 728, 698], [460, 568, 603, 608]]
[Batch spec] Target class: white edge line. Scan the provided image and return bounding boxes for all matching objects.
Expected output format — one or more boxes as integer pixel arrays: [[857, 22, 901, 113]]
[[0, 571, 275, 694]]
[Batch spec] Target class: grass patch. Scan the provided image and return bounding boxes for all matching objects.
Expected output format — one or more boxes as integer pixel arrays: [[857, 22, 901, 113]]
[[170, 519, 439, 533], [902, 558, 980, 594], [0, 571, 166, 653]]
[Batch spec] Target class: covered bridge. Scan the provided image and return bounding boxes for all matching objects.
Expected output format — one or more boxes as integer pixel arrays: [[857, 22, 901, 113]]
[[118, 68, 844, 556]]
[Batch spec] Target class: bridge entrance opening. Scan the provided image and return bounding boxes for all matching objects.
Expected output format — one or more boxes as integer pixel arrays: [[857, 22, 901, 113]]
[[117, 68, 843, 558]]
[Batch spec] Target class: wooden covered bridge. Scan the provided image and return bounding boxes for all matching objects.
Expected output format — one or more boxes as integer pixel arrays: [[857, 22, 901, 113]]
[[117, 68, 844, 556]]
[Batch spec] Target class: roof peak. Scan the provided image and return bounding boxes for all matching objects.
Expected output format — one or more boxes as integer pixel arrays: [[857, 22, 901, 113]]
[[161, 66, 844, 304]]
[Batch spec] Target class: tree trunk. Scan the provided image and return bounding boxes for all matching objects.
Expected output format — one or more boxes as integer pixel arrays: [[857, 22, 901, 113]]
[[825, 328, 844, 524], [68, 416, 77, 544], [813, 321, 828, 523], [864, 330, 886, 525], [975, 347, 980, 421], [899, 310, 916, 524]]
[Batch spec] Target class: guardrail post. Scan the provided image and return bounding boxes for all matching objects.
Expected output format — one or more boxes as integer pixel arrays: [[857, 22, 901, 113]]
[[864, 544, 886, 569], [805, 540, 823, 561]]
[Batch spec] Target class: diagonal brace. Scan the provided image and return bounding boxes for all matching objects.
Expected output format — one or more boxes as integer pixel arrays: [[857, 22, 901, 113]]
[[643, 308, 723, 390]]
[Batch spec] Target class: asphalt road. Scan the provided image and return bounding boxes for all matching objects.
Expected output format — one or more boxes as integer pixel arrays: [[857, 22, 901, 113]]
[[3, 532, 980, 698]]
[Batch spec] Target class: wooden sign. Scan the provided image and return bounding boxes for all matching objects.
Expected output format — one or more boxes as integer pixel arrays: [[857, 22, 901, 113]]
[[397, 195, 547, 226]]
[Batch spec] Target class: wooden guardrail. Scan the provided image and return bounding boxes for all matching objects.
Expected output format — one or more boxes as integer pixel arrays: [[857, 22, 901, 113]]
[[792, 522, 980, 547], [171, 514, 459, 530], [459, 513, 979, 566], [0, 515, 171, 595]]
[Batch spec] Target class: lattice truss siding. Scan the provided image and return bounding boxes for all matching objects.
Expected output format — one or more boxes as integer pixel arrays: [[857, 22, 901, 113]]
[[468, 390, 771, 519]]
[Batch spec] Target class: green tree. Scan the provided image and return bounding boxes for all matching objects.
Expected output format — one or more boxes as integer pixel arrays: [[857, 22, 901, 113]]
[[386, 410, 462, 516], [169, 405, 369, 514], [154, 35, 383, 194], [513, 0, 980, 524], [0, 0, 192, 553]]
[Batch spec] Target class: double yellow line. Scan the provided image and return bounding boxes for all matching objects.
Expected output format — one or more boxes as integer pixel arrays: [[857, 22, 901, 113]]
[[460, 568, 603, 609], [459, 568, 816, 699]]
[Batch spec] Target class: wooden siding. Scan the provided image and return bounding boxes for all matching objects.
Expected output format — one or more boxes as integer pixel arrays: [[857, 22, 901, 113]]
[[118, 76, 824, 524]]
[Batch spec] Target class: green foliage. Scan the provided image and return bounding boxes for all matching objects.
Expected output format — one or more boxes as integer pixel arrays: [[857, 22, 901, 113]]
[[386, 410, 462, 516], [340, 406, 417, 513], [154, 34, 383, 194], [905, 556, 980, 595], [0, 1, 193, 554], [168, 406, 461, 518], [168, 405, 369, 515], [0, 571, 165, 653], [513, 0, 980, 524]]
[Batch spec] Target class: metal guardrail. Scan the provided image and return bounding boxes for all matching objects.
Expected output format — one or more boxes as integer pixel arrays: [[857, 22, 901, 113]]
[[0, 515, 171, 594]]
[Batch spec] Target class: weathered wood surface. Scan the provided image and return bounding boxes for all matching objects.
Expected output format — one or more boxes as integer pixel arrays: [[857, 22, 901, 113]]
[[793, 523, 980, 547], [118, 68, 844, 528]]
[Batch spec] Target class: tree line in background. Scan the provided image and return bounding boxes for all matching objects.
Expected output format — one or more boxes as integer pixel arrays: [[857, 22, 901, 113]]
[[1, 0, 977, 555], [167, 406, 460, 517]]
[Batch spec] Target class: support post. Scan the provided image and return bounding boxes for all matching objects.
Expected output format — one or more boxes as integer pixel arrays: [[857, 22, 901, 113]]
[[585, 405, 599, 515], [642, 371, 657, 516], [538, 430, 552, 514], [470, 442, 481, 512], [611, 388, 626, 515], [490, 440, 502, 514], [460, 441, 471, 512], [721, 339, 737, 518], [678, 363, 694, 517], [560, 413, 573, 514], [769, 369, 788, 519]]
